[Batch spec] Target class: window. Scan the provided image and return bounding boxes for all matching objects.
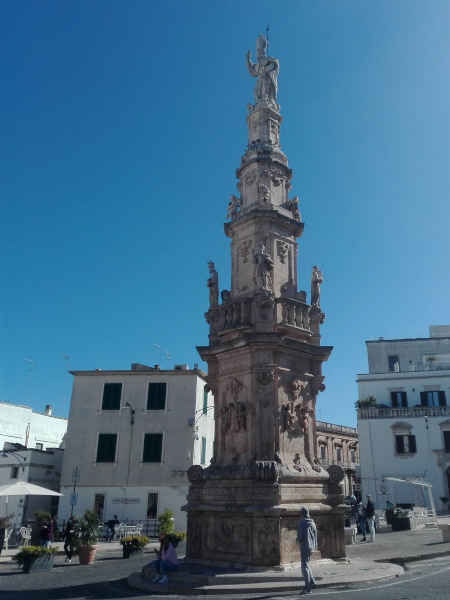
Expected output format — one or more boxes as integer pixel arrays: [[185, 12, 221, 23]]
[[203, 386, 208, 415], [201, 437, 207, 465], [35, 443, 43, 451], [395, 434, 417, 454], [147, 493, 158, 519], [444, 431, 450, 453], [391, 391, 408, 408], [93, 494, 105, 520], [96, 433, 117, 463], [320, 445, 326, 460], [10, 466, 19, 479], [102, 383, 122, 410], [420, 391, 446, 407], [336, 447, 342, 462], [388, 355, 400, 372], [147, 383, 166, 410], [350, 449, 356, 463], [142, 433, 163, 463]]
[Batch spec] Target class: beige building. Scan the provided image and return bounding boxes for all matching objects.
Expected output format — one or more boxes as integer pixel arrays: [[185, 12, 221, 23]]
[[316, 421, 359, 497], [58, 363, 214, 530]]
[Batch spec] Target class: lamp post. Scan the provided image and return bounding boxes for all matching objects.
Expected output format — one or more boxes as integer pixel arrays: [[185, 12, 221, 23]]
[[70, 466, 80, 518], [124, 402, 136, 521]]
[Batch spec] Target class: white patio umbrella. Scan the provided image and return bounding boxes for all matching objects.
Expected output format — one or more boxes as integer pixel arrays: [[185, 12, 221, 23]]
[[0, 481, 62, 497], [0, 481, 63, 550]]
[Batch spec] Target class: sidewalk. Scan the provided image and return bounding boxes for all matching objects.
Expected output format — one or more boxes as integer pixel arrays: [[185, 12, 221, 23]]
[[0, 539, 160, 565]]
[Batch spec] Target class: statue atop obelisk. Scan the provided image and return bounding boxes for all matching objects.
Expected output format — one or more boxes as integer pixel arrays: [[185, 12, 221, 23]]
[[184, 33, 345, 567]]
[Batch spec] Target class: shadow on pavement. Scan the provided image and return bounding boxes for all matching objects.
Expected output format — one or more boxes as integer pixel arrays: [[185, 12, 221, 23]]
[[0, 577, 148, 599]]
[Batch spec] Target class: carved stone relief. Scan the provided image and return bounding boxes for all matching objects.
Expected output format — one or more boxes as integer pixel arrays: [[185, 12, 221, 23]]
[[276, 240, 288, 264], [239, 239, 253, 263], [258, 182, 271, 203]]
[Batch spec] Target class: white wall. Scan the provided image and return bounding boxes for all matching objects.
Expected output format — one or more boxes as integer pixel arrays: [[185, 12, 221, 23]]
[[358, 415, 450, 511], [0, 403, 67, 451], [58, 484, 188, 531]]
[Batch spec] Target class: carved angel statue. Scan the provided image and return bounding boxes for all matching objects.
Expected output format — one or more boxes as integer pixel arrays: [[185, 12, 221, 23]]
[[310, 265, 323, 308], [254, 243, 274, 292], [207, 261, 219, 308], [246, 34, 279, 107], [226, 195, 241, 221]]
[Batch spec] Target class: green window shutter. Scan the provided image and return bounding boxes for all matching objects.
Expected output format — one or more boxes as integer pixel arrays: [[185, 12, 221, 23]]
[[390, 392, 398, 408], [401, 392, 408, 407], [102, 383, 122, 410], [395, 435, 405, 454], [143, 433, 163, 462], [96, 434, 117, 462], [408, 435, 417, 453], [201, 437, 206, 465], [147, 383, 166, 410], [203, 387, 208, 415], [439, 391, 446, 407], [420, 392, 428, 406], [444, 431, 450, 452]]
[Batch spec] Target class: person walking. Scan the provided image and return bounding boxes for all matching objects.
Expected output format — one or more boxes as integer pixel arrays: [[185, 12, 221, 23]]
[[358, 503, 367, 541], [366, 495, 376, 542], [63, 517, 76, 563], [297, 507, 317, 595], [106, 515, 119, 542], [39, 520, 51, 548]]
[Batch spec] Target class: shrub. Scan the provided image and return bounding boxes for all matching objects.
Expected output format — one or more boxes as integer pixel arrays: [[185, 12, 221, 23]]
[[14, 546, 56, 568], [120, 535, 149, 551], [355, 396, 377, 409], [77, 510, 100, 548], [33, 511, 51, 525], [158, 509, 175, 536]]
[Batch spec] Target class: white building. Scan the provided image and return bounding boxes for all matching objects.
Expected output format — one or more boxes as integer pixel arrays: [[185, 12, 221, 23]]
[[357, 325, 450, 511], [58, 363, 214, 530], [0, 402, 67, 451], [0, 444, 64, 527]]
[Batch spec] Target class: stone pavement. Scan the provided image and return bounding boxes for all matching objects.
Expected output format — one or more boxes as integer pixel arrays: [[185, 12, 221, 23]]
[[0, 539, 160, 564]]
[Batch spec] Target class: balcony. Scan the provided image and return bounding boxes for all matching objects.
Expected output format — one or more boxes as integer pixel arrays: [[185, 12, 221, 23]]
[[358, 405, 450, 420], [316, 420, 357, 436], [318, 458, 358, 471]]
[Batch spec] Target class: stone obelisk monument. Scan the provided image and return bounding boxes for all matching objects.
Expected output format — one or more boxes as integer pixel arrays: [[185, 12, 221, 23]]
[[185, 34, 345, 567]]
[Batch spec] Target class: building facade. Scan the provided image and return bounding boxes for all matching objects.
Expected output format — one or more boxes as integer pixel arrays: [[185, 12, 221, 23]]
[[357, 326, 450, 511], [0, 444, 64, 527], [0, 402, 67, 451], [316, 421, 359, 497], [58, 364, 214, 530]]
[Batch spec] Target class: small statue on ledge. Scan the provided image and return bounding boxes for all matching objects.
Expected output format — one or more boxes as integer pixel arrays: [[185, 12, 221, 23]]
[[310, 265, 323, 309], [207, 261, 219, 308]]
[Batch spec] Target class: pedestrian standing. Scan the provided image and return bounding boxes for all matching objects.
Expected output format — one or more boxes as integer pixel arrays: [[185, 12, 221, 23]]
[[63, 517, 76, 563], [297, 507, 317, 595], [366, 495, 376, 542], [39, 520, 51, 548], [358, 503, 367, 541]]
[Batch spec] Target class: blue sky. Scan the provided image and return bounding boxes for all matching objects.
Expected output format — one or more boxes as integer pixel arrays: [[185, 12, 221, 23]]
[[1, 0, 449, 427]]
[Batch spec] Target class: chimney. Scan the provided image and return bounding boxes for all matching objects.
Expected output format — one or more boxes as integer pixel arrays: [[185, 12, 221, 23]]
[[44, 405, 53, 416]]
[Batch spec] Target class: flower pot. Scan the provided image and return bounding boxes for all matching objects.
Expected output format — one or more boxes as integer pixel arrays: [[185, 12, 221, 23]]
[[78, 545, 97, 565], [23, 553, 55, 573]]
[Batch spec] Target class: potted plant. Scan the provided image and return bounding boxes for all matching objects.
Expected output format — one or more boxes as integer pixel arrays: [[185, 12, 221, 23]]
[[76, 510, 100, 565], [120, 535, 149, 558], [14, 545, 57, 573], [157, 509, 185, 547]]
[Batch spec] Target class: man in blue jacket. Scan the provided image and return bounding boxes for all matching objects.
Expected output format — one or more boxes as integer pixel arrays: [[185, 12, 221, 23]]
[[297, 507, 317, 595]]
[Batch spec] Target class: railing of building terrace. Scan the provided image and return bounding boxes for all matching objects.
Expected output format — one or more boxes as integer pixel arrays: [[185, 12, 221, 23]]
[[316, 421, 357, 436], [358, 406, 450, 420]]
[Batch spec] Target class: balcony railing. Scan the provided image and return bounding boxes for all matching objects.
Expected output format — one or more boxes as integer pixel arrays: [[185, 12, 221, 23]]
[[316, 420, 357, 436], [318, 458, 359, 470], [358, 405, 450, 420]]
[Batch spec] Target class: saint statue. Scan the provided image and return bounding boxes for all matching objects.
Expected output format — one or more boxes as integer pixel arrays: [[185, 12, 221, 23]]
[[254, 243, 274, 292], [246, 34, 279, 107], [310, 265, 323, 308], [207, 261, 219, 308]]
